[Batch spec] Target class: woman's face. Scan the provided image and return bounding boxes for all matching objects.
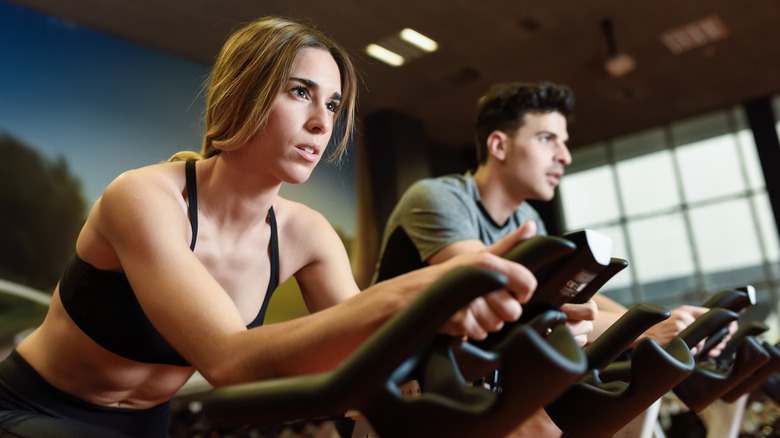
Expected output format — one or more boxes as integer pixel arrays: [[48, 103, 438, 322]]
[[249, 47, 343, 185]]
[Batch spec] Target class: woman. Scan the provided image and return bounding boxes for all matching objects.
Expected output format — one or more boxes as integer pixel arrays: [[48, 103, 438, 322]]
[[0, 17, 536, 437]]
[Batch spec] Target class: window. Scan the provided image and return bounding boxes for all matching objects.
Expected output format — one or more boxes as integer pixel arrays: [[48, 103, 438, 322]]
[[616, 150, 680, 216], [675, 135, 745, 203], [559, 107, 780, 317], [559, 166, 619, 230]]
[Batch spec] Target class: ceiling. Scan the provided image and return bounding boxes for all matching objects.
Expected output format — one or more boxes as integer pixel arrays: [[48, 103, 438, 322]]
[[8, 0, 780, 150]]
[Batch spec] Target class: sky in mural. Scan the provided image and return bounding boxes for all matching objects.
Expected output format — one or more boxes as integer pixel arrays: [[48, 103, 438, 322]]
[[0, 1, 357, 235]]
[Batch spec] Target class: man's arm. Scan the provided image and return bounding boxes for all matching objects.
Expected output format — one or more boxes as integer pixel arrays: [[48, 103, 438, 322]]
[[590, 294, 628, 343], [592, 294, 737, 356], [427, 220, 597, 346], [428, 220, 541, 265]]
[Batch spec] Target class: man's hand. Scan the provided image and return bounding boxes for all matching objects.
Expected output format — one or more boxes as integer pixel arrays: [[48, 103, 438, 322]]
[[486, 220, 538, 257], [642, 305, 701, 346], [641, 305, 738, 356], [560, 300, 598, 347]]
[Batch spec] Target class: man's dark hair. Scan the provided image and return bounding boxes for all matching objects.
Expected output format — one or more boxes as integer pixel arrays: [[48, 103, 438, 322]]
[[474, 81, 574, 164]]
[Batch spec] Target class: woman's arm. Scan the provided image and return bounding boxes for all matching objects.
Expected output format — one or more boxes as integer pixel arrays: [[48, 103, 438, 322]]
[[94, 170, 536, 386], [286, 199, 540, 369], [96, 171, 387, 383], [276, 199, 361, 312]]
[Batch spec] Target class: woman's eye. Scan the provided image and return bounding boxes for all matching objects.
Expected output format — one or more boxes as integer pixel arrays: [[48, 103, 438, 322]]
[[326, 101, 340, 113], [292, 86, 309, 99]]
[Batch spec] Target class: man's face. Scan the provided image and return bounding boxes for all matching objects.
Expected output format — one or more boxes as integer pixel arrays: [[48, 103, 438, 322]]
[[502, 111, 571, 202]]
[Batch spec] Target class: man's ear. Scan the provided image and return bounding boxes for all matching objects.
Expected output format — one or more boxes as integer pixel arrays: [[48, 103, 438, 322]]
[[486, 130, 509, 161]]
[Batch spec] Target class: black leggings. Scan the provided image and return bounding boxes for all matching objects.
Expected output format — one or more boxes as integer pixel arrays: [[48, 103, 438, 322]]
[[0, 350, 171, 438]]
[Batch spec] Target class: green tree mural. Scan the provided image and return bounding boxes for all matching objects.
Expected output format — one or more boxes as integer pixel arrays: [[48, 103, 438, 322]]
[[0, 133, 86, 292]]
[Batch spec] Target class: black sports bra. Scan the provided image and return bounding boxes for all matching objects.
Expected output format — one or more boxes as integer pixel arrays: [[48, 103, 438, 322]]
[[59, 160, 280, 366]]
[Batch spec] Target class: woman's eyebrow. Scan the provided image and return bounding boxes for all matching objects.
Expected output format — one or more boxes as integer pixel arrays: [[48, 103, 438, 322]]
[[290, 76, 342, 101], [291, 76, 317, 89]]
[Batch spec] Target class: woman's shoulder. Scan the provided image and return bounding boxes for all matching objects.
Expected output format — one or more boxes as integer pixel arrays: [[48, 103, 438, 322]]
[[80, 162, 191, 264], [95, 161, 190, 229], [271, 196, 349, 278], [112, 160, 185, 183], [272, 196, 330, 229], [104, 161, 186, 199], [272, 197, 343, 248]]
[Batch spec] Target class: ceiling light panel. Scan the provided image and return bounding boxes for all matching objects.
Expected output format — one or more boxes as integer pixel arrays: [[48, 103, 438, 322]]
[[660, 15, 729, 54], [366, 28, 438, 67], [366, 43, 405, 66], [399, 28, 438, 52]]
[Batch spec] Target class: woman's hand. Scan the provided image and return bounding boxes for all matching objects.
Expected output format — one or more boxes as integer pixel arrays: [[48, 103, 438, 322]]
[[437, 252, 537, 340]]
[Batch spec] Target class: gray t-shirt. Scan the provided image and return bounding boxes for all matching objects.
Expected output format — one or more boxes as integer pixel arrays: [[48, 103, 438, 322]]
[[373, 173, 546, 283]]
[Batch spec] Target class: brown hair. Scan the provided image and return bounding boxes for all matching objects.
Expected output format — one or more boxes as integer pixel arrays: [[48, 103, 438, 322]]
[[170, 17, 358, 163]]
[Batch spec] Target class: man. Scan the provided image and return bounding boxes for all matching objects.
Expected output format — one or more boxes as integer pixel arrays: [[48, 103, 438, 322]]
[[373, 81, 597, 342], [372, 81, 721, 437], [374, 82, 571, 281], [370, 82, 592, 436]]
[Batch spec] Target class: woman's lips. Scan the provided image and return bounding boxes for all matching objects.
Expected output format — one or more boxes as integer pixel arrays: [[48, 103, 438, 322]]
[[295, 144, 320, 162]]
